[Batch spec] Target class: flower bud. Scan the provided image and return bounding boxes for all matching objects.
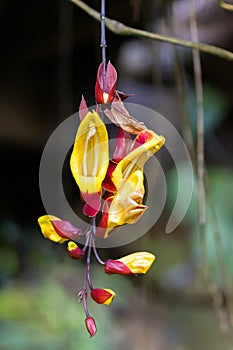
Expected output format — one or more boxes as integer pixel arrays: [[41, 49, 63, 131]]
[[95, 62, 117, 104], [85, 316, 97, 337], [67, 241, 84, 260], [91, 288, 115, 305]]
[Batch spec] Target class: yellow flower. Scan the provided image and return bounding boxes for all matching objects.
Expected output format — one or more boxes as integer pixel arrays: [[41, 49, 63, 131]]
[[100, 170, 147, 238], [70, 111, 109, 194], [98, 129, 165, 238], [38, 215, 68, 243], [105, 252, 156, 275], [112, 129, 165, 189], [70, 111, 109, 216]]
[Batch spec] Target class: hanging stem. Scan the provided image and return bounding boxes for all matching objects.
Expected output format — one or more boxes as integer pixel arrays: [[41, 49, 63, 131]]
[[100, 0, 107, 85], [190, 0, 206, 227]]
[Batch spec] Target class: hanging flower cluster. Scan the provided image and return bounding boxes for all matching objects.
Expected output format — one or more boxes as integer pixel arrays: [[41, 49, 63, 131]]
[[38, 62, 165, 337]]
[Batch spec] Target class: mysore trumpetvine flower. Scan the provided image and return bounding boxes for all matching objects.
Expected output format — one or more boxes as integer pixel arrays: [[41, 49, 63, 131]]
[[38, 62, 165, 337], [105, 252, 156, 275], [70, 110, 109, 217]]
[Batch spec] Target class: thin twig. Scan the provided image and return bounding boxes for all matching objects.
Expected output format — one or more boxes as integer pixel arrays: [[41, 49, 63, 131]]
[[190, 0, 205, 226], [69, 0, 233, 61]]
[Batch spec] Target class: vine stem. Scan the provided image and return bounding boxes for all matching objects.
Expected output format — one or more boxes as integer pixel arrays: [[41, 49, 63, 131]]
[[70, 0, 233, 61], [100, 0, 107, 82]]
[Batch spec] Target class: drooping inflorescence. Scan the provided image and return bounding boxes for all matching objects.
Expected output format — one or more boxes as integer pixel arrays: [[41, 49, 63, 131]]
[[38, 62, 165, 337]]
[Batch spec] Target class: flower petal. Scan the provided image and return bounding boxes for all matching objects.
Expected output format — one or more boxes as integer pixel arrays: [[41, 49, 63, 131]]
[[67, 241, 84, 259], [105, 259, 132, 275], [51, 220, 82, 240], [70, 111, 109, 216], [112, 127, 131, 163], [91, 288, 116, 305], [95, 62, 117, 103], [112, 129, 165, 188], [82, 191, 102, 217], [101, 160, 117, 193], [70, 111, 109, 194], [38, 215, 68, 243], [100, 170, 147, 238], [118, 252, 156, 274], [79, 95, 88, 121]]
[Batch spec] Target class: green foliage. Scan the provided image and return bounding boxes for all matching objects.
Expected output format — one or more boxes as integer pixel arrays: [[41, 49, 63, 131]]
[[0, 277, 108, 349], [0, 257, 136, 350], [167, 164, 233, 284], [187, 85, 229, 135]]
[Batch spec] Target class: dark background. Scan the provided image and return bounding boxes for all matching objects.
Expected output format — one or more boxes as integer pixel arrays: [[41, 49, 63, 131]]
[[0, 1, 233, 349]]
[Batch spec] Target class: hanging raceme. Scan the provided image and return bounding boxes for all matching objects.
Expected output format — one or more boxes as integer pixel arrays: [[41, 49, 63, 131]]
[[38, 60, 165, 337], [38, 0, 165, 336]]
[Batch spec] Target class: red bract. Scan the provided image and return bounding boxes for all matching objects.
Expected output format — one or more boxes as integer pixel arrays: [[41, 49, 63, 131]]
[[102, 128, 131, 193], [82, 191, 102, 217], [79, 95, 89, 121], [67, 241, 84, 260], [105, 259, 132, 275], [91, 288, 115, 305], [101, 160, 117, 193], [85, 316, 97, 337], [51, 220, 82, 240], [95, 62, 117, 103], [112, 127, 131, 163]]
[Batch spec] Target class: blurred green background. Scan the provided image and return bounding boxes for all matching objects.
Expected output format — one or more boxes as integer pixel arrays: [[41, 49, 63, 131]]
[[0, 0, 233, 349]]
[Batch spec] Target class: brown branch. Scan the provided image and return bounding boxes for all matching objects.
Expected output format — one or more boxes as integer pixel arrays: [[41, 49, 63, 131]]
[[217, 0, 233, 11], [189, 0, 205, 226], [70, 0, 233, 61]]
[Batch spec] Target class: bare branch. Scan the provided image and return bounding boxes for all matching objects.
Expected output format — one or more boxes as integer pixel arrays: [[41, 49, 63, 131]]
[[217, 0, 233, 11], [70, 0, 233, 61]]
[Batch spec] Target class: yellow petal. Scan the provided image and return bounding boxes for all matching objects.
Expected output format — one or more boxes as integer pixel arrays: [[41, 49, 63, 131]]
[[38, 215, 68, 243], [118, 252, 156, 274], [104, 170, 147, 238], [112, 130, 165, 188], [70, 111, 109, 194], [103, 288, 116, 305]]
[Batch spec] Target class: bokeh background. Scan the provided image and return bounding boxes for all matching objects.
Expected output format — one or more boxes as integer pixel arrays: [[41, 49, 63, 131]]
[[0, 0, 233, 349]]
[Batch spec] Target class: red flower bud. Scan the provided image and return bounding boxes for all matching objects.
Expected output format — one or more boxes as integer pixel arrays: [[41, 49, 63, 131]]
[[85, 316, 97, 337], [95, 62, 117, 104], [67, 241, 84, 260], [105, 259, 132, 275], [91, 288, 115, 305]]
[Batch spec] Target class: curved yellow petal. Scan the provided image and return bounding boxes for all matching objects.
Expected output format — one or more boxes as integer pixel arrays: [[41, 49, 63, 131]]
[[118, 252, 156, 274], [103, 170, 147, 238], [108, 170, 146, 223], [112, 130, 165, 188], [38, 215, 68, 243], [70, 111, 109, 194]]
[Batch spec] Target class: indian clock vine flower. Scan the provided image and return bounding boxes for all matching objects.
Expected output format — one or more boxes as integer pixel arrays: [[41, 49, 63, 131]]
[[38, 61, 165, 337]]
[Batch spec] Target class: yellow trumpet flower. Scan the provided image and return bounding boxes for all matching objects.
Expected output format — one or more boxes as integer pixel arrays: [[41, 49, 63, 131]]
[[70, 111, 109, 216]]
